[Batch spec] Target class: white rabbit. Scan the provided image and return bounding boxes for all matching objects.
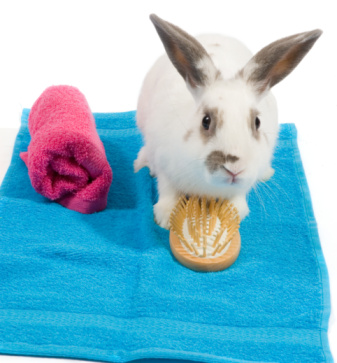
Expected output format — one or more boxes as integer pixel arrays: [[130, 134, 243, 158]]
[[135, 14, 322, 229]]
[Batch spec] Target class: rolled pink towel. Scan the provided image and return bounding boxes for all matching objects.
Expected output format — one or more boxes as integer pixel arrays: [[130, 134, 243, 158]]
[[20, 85, 112, 214]]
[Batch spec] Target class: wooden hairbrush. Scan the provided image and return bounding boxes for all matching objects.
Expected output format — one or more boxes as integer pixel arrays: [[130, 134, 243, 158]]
[[169, 196, 241, 272]]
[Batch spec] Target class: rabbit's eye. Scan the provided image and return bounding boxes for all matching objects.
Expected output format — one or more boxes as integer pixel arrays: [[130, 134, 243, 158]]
[[202, 115, 211, 130], [255, 117, 261, 130]]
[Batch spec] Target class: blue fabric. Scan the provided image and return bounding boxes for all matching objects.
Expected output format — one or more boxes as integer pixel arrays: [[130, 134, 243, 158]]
[[0, 109, 332, 363]]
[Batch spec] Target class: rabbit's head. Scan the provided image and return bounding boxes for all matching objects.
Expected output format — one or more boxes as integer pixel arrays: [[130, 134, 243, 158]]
[[150, 14, 322, 194]]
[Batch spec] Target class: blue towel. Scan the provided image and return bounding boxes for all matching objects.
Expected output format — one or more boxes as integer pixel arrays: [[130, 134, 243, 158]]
[[0, 109, 332, 362]]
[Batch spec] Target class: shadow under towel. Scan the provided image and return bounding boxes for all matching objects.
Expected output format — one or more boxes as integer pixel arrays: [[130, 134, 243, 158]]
[[0, 110, 332, 362]]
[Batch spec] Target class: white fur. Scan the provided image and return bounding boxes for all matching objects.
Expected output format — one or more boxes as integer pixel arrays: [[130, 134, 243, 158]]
[[135, 34, 278, 229]]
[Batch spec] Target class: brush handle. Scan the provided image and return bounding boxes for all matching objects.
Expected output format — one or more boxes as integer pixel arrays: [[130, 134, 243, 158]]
[[169, 231, 241, 272]]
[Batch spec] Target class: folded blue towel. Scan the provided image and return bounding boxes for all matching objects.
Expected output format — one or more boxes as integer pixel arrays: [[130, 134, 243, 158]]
[[0, 109, 332, 362]]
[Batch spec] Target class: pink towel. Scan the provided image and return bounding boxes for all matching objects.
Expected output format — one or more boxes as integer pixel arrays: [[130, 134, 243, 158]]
[[20, 85, 112, 214]]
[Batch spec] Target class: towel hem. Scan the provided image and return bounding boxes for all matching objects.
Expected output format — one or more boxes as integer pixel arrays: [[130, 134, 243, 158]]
[[0, 345, 276, 363], [0, 308, 328, 363]]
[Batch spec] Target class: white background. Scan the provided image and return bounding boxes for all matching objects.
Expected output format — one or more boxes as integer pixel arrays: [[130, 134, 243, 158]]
[[0, 0, 336, 362]]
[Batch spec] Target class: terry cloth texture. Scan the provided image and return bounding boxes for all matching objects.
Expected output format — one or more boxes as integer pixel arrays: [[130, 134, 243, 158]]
[[0, 110, 332, 363], [20, 86, 112, 214]]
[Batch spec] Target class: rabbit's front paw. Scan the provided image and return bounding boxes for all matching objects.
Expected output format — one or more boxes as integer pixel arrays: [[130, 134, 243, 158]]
[[154, 197, 176, 229], [230, 195, 249, 221]]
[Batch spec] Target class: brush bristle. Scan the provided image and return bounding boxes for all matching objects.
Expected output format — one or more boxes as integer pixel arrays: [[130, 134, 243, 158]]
[[169, 196, 240, 259]]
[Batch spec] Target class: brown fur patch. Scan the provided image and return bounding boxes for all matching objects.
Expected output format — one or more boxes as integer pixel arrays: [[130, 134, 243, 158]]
[[206, 151, 239, 173], [235, 69, 244, 80], [184, 129, 193, 142], [199, 106, 224, 142], [215, 70, 222, 81]]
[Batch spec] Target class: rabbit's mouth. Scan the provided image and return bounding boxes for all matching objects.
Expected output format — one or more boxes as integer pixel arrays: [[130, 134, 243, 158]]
[[229, 177, 241, 185], [206, 171, 245, 189], [227, 177, 244, 188]]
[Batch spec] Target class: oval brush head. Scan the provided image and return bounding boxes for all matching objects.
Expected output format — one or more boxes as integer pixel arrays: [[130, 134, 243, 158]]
[[169, 196, 241, 272]]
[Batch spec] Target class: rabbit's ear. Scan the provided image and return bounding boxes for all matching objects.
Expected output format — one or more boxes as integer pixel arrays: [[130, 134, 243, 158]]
[[150, 14, 219, 95], [240, 29, 322, 95]]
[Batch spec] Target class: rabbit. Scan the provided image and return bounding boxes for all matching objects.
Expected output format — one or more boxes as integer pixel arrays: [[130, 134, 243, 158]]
[[134, 14, 322, 229]]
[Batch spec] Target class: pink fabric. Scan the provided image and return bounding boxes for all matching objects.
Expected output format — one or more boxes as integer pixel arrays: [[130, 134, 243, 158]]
[[20, 85, 112, 214]]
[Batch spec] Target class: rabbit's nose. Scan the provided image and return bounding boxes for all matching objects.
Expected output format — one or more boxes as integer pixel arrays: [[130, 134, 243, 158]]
[[222, 165, 243, 180]]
